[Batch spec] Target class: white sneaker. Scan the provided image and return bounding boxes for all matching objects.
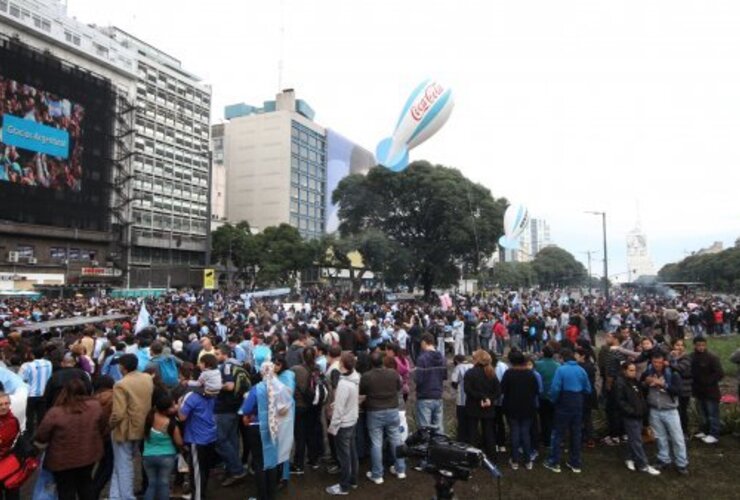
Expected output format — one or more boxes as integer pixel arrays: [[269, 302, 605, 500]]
[[639, 465, 661, 476], [390, 465, 406, 479], [702, 435, 719, 444], [693, 432, 706, 439], [625, 460, 635, 472], [366, 471, 384, 485]]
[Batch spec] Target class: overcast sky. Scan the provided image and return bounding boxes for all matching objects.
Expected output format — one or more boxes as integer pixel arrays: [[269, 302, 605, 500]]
[[69, 0, 740, 279]]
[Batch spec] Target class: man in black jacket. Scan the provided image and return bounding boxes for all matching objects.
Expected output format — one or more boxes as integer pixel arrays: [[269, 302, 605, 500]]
[[691, 337, 724, 444]]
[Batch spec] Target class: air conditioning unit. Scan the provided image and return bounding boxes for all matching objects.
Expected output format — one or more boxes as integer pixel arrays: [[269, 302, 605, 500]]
[[7, 252, 19, 263], [28, 257, 38, 265]]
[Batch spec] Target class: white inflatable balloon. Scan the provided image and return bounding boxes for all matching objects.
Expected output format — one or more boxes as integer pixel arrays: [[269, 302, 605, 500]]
[[498, 203, 529, 249], [376, 79, 455, 172]]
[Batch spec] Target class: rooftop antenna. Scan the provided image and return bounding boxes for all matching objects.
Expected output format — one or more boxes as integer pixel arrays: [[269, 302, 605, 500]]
[[278, 0, 286, 90]]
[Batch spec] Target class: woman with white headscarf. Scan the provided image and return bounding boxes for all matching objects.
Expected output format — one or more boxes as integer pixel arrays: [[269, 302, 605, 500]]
[[239, 361, 293, 500]]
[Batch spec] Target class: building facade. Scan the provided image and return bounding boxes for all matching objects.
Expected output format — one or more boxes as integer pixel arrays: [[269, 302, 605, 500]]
[[0, 0, 136, 290], [101, 27, 212, 288], [222, 89, 372, 240], [0, 0, 211, 290]]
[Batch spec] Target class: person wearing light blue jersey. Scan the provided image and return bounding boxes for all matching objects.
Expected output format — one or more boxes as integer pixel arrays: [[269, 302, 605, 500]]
[[19, 346, 52, 435]]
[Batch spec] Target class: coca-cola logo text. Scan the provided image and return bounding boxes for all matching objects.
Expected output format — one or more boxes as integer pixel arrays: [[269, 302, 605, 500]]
[[410, 83, 445, 121]]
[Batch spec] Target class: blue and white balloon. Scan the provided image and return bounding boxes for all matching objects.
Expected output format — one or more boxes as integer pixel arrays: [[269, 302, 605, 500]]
[[376, 79, 455, 172], [498, 203, 530, 249]]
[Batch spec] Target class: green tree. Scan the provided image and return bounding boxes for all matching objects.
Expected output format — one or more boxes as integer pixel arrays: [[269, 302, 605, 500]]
[[254, 224, 315, 288], [532, 246, 588, 288], [210, 222, 258, 286], [489, 262, 537, 289], [333, 161, 506, 296], [658, 246, 740, 292]]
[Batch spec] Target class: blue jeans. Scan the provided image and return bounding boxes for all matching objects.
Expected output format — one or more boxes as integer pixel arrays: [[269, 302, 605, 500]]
[[416, 399, 444, 435], [367, 409, 405, 479], [335, 425, 358, 491], [495, 338, 505, 355], [623, 417, 649, 469], [547, 393, 583, 468], [508, 417, 532, 463], [215, 413, 245, 476], [649, 408, 688, 468], [697, 398, 720, 438], [142, 455, 176, 500], [110, 439, 138, 500]]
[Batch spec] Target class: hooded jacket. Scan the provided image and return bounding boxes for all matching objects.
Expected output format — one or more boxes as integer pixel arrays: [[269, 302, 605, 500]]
[[328, 370, 360, 434], [415, 349, 447, 400]]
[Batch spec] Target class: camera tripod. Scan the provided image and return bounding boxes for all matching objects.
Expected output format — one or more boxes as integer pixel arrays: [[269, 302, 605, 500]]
[[429, 471, 503, 500]]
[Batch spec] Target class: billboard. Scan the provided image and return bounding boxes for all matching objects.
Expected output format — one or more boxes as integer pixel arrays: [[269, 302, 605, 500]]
[[325, 129, 375, 233], [0, 39, 115, 231], [0, 77, 84, 191]]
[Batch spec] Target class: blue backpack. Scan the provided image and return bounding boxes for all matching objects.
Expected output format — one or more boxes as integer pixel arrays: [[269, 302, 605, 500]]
[[154, 356, 179, 387]]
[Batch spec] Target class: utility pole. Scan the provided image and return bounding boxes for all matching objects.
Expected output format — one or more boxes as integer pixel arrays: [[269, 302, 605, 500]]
[[581, 250, 598, 297]]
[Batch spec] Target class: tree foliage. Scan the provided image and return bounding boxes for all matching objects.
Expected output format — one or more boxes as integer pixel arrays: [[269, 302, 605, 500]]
[[211, 222, 316, 289], [333, 161, 506, 296], [489, 262, 537, 289], [531, 246, 588, 287], [658, 246, 740, 292]]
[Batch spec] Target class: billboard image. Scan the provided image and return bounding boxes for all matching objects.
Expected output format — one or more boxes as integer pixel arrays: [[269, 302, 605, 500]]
[[0, 76, 84, 191], [325, 130, 375, 233]]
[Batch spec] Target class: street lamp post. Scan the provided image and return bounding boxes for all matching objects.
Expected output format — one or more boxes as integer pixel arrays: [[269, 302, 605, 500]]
[[585, 211, 609, 302], [581, 250, 599, 297]]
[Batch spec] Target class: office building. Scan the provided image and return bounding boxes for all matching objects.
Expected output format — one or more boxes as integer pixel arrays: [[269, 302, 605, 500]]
[[0, 0, 136, 290], [100, 27, 212, 287], [0, 0, 211, 290], [221, 89, 373, 239]]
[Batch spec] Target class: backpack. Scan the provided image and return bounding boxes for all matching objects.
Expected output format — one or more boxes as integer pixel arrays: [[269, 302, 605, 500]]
[[304, 368, 330, 407], [230, 363, 252, 398], [154, 356, 179, 387]]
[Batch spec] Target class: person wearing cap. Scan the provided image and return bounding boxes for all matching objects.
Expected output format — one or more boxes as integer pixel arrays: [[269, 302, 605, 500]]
[[109, 353, 154, 500]]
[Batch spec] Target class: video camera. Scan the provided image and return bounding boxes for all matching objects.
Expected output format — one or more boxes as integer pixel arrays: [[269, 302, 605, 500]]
[[397, 427, 501, 500]]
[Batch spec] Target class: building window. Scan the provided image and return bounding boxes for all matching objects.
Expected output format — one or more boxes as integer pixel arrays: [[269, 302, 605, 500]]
[[0, 1, 7, 12], [95, 44, 109, 57], [32, 14, 50, 32], [8, 3, 19, 17], [50, 247, 67, 260], [17, 245, 34, 258], [64, 30, 81, 46]]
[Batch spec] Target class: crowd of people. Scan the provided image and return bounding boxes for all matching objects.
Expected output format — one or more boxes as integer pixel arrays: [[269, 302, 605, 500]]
[[0, 76, 84, 191], [0, 286, 736, 499]]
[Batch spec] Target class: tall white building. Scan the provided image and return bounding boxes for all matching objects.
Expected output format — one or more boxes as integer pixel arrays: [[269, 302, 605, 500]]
[[626, 224, 655, 281], [220, 89, 373, 239], [100, 27, 212, 287]]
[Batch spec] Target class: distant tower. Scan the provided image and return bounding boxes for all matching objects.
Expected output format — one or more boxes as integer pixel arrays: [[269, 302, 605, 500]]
[[626, 210, 655, 281]]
